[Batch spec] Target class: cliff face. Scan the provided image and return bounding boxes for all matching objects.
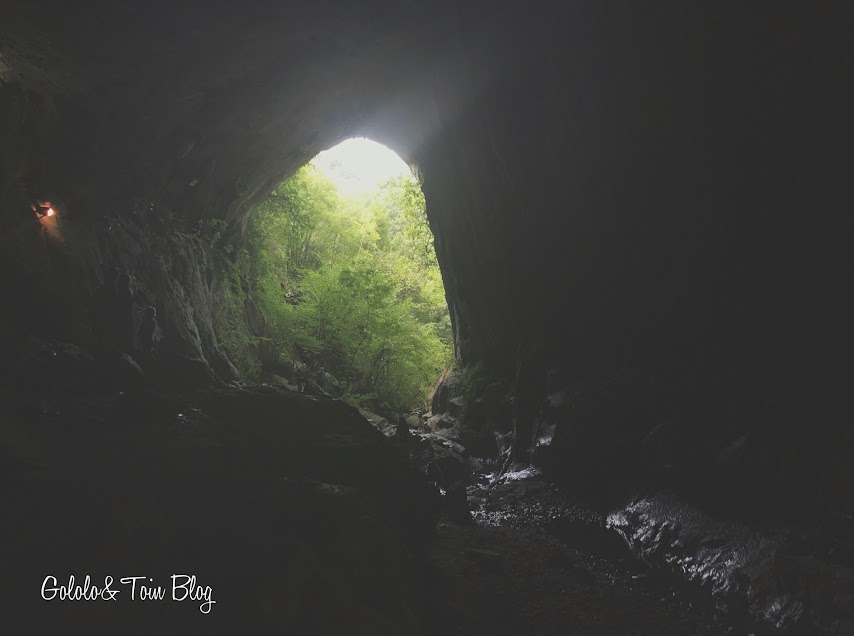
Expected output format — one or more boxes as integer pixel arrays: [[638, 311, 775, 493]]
[[2, 1, 853, 518]]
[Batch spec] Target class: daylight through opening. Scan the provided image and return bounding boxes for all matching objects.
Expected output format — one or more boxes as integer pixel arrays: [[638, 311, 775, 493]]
[[244, 138, 452, 412]]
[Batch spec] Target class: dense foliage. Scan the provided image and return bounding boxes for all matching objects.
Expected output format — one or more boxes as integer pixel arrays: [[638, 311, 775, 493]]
[[239, 164, 451, 410]]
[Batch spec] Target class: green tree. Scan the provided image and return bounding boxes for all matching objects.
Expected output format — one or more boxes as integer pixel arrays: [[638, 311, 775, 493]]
[[242, 162, 452, 410]]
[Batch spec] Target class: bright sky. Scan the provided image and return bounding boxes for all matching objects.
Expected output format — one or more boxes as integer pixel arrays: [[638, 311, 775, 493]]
[[311, 138, 412, 196]]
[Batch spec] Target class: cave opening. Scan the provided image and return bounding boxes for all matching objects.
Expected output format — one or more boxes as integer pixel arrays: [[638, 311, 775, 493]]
[[2, 3, 853, 633], [232, 137, 453, 413]]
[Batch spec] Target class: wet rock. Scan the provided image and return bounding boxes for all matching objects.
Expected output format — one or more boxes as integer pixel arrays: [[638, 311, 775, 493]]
[[607, 495, 854, 634], [469, 456, 493, 476]]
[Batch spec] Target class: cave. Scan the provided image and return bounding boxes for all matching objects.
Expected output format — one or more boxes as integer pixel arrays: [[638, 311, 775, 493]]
[[1, 1, 853, 634]]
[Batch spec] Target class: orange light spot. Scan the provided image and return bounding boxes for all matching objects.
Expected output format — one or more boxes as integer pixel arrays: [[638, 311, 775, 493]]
[[46, 208, 55, 217]]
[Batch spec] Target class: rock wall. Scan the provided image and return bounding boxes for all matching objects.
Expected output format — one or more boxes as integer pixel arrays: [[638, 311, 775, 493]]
[[417, 3, 854, 522]]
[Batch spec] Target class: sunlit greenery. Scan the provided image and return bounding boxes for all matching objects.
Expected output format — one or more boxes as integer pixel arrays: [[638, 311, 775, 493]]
[[243, 163, 451, 410]]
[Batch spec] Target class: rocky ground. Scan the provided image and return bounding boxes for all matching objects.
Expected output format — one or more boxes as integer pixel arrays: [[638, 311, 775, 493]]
[[2, 338, 851, 635], [0, 339, 436, 635], [428, 521, 716, 635], [402, 371, 854, 636], [424, 464, 732, 636], [415, 458, 853, 636]]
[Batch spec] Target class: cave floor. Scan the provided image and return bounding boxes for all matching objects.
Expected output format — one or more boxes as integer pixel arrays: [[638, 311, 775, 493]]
[[427, 522, 714, 636], [425, 470, 735, 636], [0, 356, 761, 635]]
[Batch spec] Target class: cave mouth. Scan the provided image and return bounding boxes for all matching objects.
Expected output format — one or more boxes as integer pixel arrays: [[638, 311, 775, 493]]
[[312, 137, 414, 196], [234, 137, 453, 412]]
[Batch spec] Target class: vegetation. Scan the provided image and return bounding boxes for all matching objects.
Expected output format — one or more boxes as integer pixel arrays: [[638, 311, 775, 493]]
[[216, 162, 452, 411]]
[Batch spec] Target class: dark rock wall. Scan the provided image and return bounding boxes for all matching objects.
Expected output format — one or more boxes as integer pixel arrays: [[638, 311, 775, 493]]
[[2, 1, 853, 518], [421, 3, 854, 519]]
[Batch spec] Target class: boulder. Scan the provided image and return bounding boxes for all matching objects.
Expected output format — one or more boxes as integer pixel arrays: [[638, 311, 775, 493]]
[[412, 432, 472, 489], [405, 413, 421, 430], [321, 371, 345, 398], [436, 414, 457, 430], [427, 413, 457, 432], [447, 395, 466, 418]]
